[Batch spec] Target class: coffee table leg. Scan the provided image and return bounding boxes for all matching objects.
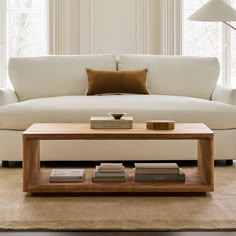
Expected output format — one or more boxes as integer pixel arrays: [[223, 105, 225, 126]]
[[23, 137, 40, 192], [198, 138, 214, 191]]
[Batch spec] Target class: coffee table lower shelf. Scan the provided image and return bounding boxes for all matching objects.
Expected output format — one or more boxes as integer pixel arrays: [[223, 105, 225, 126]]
[[25, 168, 213, 193]]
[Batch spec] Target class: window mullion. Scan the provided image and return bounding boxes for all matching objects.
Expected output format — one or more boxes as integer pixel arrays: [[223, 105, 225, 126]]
[[222, 22, 232, 86], [175, 0, 183, 55], [221, 0, 232, 86]]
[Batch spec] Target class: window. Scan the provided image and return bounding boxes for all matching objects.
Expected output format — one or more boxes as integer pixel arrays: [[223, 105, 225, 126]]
[[183, 0, 236, 87], [0, 0, 48, 87]]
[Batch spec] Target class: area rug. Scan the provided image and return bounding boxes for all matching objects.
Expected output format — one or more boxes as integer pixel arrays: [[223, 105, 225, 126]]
[[0, 165, 236, 231]]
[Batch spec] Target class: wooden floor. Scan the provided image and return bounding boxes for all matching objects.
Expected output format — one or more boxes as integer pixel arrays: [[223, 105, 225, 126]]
[[0, 232, 236, 236]]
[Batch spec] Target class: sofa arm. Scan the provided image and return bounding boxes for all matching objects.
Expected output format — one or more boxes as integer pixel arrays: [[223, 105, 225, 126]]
[[211, 84, 236, 105], [0, 87, 19, 106]]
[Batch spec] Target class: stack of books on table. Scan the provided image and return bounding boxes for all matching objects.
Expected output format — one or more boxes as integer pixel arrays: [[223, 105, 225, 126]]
[[134, 163, 185, 182], [90, 117, 133, 129], [92, 163, 127, 182], [49, 169, 85, 183]]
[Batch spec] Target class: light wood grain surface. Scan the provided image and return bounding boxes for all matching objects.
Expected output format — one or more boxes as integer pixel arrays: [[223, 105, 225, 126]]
[[23, 123, 214, 193], [23, 123, 213, 140]]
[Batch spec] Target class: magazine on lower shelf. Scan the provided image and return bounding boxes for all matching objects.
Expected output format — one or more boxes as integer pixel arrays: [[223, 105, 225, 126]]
[[49, 169, 85, 183]]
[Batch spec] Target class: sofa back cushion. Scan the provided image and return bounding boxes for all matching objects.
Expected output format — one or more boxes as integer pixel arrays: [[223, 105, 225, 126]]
[[9, 55, 117, 101], [118, 55, 220, 100]]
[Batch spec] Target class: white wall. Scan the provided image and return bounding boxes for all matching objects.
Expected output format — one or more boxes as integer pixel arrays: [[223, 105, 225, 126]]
[[93, 0, 139, 54], [49, 0, 161, 55], [80, 0, 161, 55]]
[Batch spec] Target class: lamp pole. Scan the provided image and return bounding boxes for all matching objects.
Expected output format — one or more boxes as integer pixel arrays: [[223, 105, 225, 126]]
[[223, 21, 236, 30]]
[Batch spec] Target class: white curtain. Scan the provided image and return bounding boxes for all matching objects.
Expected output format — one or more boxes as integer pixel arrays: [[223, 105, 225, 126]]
[[160, 0, 182, 55], [48, 0, 80, 55]]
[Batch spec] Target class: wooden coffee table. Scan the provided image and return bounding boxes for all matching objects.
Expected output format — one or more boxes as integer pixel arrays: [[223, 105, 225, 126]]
[[23, 123, 214, 193]]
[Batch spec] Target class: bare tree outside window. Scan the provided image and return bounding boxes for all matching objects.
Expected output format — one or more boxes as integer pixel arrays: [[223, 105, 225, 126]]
[[183, 0, 222, 83], [183, 0, 236, 87], [9, 0, 33, 56], [6, 0, 47, 86], [183, 0, 222, 59], [7, 0, 47, 58]]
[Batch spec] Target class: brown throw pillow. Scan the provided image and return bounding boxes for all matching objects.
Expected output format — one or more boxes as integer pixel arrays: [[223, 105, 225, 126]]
[[86, 69, 149, 95]]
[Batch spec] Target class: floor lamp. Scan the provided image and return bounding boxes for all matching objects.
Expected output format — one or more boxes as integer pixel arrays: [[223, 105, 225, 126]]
[[188, 0, 236, 30]]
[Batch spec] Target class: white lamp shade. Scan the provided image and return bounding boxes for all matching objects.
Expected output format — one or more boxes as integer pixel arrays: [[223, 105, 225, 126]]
[[188, 0, 236, 22]]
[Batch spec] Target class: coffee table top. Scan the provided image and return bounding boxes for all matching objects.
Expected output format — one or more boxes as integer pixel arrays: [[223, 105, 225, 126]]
[[23, 123, 213, 140]]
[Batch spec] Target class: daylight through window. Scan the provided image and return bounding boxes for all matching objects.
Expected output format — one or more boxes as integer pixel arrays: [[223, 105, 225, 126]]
[[183, 0, 236, 87], [5, 0, 48, 86]]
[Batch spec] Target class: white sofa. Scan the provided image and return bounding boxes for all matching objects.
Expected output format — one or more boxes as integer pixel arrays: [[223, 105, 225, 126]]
[[0, 54, 236, 162]]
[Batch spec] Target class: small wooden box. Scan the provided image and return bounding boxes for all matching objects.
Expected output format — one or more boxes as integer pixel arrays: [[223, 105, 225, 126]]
[[146, 120, 175, 130]]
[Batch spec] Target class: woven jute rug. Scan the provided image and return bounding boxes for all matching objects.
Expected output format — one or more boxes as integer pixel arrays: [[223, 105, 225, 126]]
[[0, 166, 236, 231]]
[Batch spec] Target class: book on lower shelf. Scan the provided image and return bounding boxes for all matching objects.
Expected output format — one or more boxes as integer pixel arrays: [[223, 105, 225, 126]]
[[134, 163, 185, 182], [96, 163, 125, 173], [135, 169, 185, 182], [92, 163, 127, 182], [92, 175, 127, 182], [90, 117, 133, 129], [134, 163, 180, 174], [49, 169, 85, 183]]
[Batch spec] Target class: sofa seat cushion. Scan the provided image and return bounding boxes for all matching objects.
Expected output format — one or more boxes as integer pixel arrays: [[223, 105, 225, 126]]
[[0, 95, 236, 130]]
